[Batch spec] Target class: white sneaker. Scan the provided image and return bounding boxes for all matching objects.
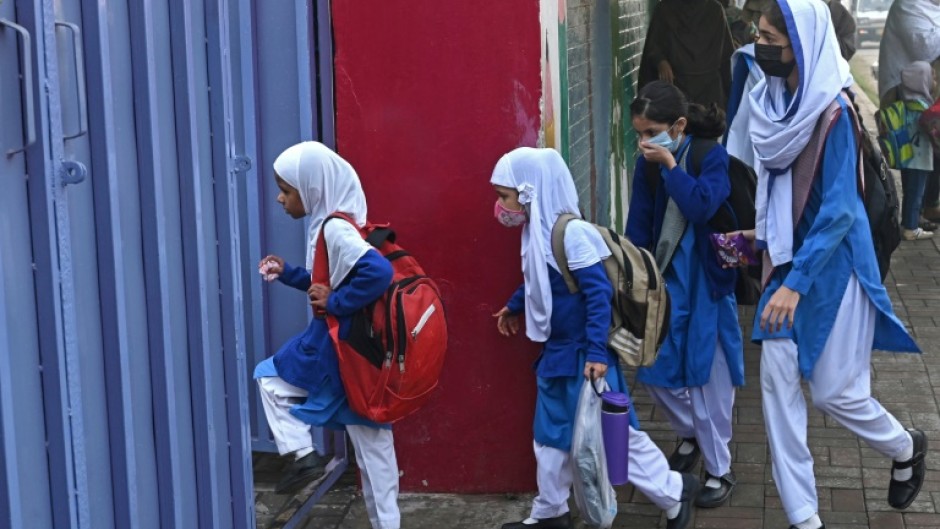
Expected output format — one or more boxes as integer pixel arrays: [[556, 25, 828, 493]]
[[903, 227, 934, 240]]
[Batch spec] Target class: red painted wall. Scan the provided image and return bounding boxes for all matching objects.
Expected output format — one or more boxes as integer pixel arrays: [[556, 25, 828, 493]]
[[332, 1, 542, 492]]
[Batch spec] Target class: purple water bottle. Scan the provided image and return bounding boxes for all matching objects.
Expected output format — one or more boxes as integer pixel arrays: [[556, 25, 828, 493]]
[[600, 390, 631, 486]]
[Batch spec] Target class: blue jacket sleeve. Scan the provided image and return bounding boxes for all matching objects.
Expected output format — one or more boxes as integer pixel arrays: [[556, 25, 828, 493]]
[[325, 250, 393, 317], [506, 284, 525, 314], [573, 263, 613, 365], [662, 145, 731, 224], [277, 261, 312, 291], [626, 158, 655, 249], [783, 107, 858, 295]]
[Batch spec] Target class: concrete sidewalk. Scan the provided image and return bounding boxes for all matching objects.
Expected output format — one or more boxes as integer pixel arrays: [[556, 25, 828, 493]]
[[297, 88, 940, 529]]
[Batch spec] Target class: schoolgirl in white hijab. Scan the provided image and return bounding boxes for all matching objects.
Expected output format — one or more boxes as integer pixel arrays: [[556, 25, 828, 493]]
[[255, 142, 401, 529], [491, 148, 696, 529], [744, 3, 924, 529], [489, 147, 609, 342], [273, 141, 372, 288]]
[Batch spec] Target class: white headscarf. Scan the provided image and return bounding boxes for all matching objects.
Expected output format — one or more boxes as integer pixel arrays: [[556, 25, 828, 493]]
[[490, 148, 603, 342], [726, 43, 764, 167], [273, 141, 370, 287], [747, 0, 853, 266]]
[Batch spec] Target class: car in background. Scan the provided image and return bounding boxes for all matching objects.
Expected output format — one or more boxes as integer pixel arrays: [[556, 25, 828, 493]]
[[854, 0, 894, 45]]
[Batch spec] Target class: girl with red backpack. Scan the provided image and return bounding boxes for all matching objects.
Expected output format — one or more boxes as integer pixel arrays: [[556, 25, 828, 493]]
[[491, 148, 697, 529], [254, 142, 401, 529]]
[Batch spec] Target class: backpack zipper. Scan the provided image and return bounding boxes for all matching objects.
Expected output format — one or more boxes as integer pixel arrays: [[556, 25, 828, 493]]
[[411, 304, 437, 340]]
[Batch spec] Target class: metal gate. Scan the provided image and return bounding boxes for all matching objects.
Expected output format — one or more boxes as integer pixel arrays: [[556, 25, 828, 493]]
[[0, 1, 335, 528]]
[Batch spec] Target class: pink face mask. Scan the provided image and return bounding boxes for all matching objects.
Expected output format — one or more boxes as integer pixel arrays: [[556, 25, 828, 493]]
[[494, 199, 527, 227]]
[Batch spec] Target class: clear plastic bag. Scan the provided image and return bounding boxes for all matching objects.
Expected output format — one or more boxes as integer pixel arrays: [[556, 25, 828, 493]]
[[571, 378, 617, 528]]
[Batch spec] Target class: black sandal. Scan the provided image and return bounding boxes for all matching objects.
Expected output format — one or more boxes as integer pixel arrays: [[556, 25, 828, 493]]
[[887, 429, 927, 510]]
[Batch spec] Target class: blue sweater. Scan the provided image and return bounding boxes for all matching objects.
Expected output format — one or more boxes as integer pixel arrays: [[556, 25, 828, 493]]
[[506, 262, 617, 378], [626, 137, 737, 298], [272, 251, 393, 394]]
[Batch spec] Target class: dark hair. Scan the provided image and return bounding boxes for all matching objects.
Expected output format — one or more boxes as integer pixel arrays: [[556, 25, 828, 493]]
[[630, 81, 727, 139], [762, 1, 788, 37]]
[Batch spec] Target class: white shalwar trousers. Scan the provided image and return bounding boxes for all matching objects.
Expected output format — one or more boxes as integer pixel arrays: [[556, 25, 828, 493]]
[[257, 376, 314, 455], [347, 425, 401, 529], [257, 377, 401, 529], [645, 343, 735, 477], [761, 275, 912, 524], [530, 428, 683, 519]]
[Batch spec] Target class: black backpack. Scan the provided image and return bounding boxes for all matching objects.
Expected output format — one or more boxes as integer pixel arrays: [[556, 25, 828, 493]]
[[646, 139, 761, 304], [854, 105, 901, 282]]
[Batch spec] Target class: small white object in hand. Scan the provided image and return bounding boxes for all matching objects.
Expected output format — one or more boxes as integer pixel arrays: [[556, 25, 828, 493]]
[[259, 260, 280, 282]]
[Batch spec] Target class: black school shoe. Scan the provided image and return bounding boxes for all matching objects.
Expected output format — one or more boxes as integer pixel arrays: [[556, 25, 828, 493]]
[[695, 471, 736, 508], [788, 524, 825, 529], [275, 451, 326, 494], [888, 428, 928, 509], [501, 512, 570, 529], [666, 472, 700, 529], [667, 437, 701, 473]]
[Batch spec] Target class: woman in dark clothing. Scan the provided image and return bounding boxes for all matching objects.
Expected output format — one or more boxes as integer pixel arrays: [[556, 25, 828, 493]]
[[639, 0, 735, 110]]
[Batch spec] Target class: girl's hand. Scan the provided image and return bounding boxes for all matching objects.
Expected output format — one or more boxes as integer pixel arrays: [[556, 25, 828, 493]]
[[658, 60, 675, 84], [259, 255, 285, 282], [639, 141, 677, 170], [734, 229, 756, 242], [308, 283, 331, 309], [259, 255, 284, 275], [719, 230, 758, 269], [584, 362, 608, 380], [760, 286, 800, 333], [493, 307, 520, 336]]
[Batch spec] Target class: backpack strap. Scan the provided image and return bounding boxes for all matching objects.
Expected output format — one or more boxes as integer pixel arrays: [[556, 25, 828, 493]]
[[689, 137, 719, 175], [550, 213, 581, 294], [686, 138, 740, 232], [312, 212, 366, 287], [841, 90, 867, 198]]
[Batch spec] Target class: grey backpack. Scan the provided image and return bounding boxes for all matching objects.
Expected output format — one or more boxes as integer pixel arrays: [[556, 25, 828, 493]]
[[551, 214, 670, 368]]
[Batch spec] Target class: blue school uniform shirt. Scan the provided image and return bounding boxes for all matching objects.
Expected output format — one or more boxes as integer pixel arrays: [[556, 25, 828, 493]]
[[506, 264, 615, 378], [626, 138, 745, 389], [254, 250, 394, 430], [506, 261, 639, 451], [750, 97, 919, 378]]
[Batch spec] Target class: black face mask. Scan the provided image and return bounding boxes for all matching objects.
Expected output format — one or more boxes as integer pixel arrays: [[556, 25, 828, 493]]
[[754, 43, 796, 78]]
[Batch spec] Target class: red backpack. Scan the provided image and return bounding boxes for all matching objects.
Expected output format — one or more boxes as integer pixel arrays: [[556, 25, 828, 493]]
[[312, 213, 447, 423], [920, 98, 940, 152]]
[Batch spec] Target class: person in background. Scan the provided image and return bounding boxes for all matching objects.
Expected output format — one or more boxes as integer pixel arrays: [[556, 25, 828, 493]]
[[878, 0, 940, 223], [878, 0, 940, 106], [639, 0, 735, 110], [719, 0, 756, 48], [897, 62, 937, 240], [825, 0, 856, 61]]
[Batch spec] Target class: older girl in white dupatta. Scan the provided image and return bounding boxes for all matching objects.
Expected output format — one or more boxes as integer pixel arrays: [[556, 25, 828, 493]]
[[740, 2, 923, 528]]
